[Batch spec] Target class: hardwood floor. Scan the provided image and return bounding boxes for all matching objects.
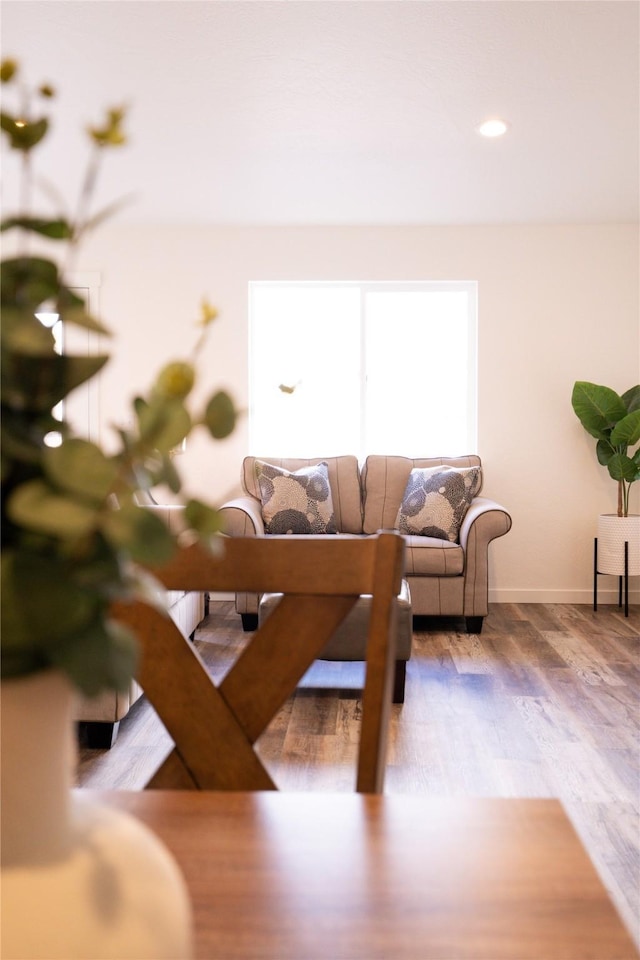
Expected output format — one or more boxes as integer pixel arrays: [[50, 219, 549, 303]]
[[76, 601, 640, 949]]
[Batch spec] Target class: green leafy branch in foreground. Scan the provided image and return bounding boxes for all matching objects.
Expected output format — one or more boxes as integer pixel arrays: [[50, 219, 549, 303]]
[[1, 59, 239, 694]]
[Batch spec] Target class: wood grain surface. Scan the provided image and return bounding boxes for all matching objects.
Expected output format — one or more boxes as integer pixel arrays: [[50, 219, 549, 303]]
[[99, 789, 638, 960], [77, 600, 640, 951], [109, 534, 404, 793]]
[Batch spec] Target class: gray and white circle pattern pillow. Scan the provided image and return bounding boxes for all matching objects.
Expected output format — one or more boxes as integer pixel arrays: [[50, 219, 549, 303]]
[[395, 465, 482, 542], [254, 460, 337, 534]]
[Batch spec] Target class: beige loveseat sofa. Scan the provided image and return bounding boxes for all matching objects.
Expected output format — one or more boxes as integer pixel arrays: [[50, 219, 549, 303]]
[[219, 454, 512, 635], [74, 504, 206, 748]]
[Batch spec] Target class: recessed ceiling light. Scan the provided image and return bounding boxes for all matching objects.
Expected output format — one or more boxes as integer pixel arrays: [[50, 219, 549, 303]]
[[476, 118, 510, 138]]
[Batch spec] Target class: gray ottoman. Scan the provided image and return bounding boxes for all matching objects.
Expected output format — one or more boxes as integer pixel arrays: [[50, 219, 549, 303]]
[[258, 579, 412, 703]]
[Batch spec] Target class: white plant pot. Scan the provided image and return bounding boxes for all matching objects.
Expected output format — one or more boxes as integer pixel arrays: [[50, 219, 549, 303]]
[[1, 670, 193, 960], [597, 514, 640, 576]]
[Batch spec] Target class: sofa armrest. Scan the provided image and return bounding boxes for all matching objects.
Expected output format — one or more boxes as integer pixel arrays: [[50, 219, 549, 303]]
[[217, 496, 265, 622], [218, 496, 265, 537], [459, 497, 512, 550], [459, 497, 512, 617]]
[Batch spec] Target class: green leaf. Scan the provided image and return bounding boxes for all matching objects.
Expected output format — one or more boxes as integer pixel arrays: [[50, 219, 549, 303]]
[[608, 453, 640, 483], [54, 284, 86, 312], [136, 396, 191, 452], [48, 616, 138, 696], [610, 409, 640, 447], [1, 551, 33, 652], [1, 549, 98, 649], [0, 60, 18, 83], [101, 502, 176, 565], [154, 361, 195, 400], [1, 256, 59, 309], [184, 499, 225, 538], [1, 216, 73, 239], [596, 438, 615, 467], [158, 453, 182, 494], [81, 194, 136, 236], [621, 385, 640, 414], [44, 438, 118, 502], [1, 260, 88, 319], [0, 643, 44, 680], [1, 306, 56, 354], [60, 304, 111, 335], [1, 430, 42, 470], [1, 112, 48, 151], [7, 479, 98, 538], [2, 352, 109, 412], [571, 382, 627, 439], [69, 534, 122, 589], [1, 406, 65, 468], [1, 549, 137, 691], [204, 390, 237, 439]]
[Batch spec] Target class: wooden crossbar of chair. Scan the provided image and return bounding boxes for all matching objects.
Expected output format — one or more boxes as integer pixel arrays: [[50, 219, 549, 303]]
[[111, 532, 405, 794]]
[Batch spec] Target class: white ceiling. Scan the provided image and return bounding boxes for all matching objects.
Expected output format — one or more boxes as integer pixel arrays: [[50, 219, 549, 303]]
[[1, 0, 639, 225]]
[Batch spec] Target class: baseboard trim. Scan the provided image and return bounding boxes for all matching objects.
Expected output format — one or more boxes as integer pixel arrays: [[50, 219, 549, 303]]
[[210, 589, 638, 606], [207, 588, 639, 606], [489, 588, 640, 604]]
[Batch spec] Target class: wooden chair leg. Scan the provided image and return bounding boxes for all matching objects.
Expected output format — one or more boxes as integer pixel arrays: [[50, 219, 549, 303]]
[[392, 661, 406, 704]]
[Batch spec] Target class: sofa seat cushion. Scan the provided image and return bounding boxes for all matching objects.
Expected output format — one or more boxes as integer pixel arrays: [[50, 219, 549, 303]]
[[242, 456, 363, 534], [403, 536, 464, 576], [265, 532, 364, 544], [259, 579, 413, 661]]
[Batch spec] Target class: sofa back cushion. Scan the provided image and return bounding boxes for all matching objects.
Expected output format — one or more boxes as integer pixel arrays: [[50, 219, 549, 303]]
[[253, 460, 337, 534], [242, 456, 363, 533], [361, 455, 482, 534], [395, 464, 482, 542]]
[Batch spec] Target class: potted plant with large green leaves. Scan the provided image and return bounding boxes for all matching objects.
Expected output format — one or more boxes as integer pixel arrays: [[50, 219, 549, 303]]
[[1, 58, 238, 958], [571, 381, 640, 579]]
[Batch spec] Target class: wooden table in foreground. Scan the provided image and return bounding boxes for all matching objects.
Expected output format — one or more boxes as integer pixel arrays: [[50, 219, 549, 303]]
[[101, 791, 638, 960]]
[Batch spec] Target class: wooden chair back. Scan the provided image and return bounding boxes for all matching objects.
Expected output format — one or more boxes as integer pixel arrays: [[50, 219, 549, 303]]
[[111, 532, 405, 794]]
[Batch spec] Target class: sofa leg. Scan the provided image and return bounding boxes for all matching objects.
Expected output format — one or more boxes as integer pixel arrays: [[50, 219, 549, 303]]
[[392, 660, 406, 704], [241, 613, 259, 632], [83, 721, 120, 749], [465, 616, 484, 634]]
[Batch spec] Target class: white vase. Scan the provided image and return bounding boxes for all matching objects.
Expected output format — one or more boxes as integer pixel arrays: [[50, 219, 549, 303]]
[[1, 670, 193, 960], [597, 514, 640, 576]]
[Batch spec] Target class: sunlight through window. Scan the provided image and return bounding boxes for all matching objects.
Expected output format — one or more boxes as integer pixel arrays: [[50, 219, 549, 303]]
[[249, 281, 477, 458]]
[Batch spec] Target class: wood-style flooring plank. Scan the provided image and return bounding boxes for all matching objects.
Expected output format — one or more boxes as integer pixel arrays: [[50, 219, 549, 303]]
[[75, 600, 640, 950]]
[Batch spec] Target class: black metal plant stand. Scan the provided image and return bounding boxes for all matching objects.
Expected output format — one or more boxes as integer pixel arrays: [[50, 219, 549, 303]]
[[593, 537, 629, 617]]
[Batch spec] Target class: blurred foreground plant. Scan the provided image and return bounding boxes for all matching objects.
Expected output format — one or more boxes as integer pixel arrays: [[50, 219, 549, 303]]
[[1, 59, 239, 694]]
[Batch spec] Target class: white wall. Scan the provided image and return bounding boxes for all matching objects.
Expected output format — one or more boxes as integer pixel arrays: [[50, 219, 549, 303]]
[[81, 223, 639, 604]]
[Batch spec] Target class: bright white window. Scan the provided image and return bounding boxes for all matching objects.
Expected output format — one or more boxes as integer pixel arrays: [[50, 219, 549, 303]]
[[35, 274, 103, 445], [249, 281, 477, 459]]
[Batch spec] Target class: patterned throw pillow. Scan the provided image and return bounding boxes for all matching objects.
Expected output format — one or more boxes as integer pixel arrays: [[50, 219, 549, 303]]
[[254, 460, 337, 534], [395, 466, 482, 542]]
